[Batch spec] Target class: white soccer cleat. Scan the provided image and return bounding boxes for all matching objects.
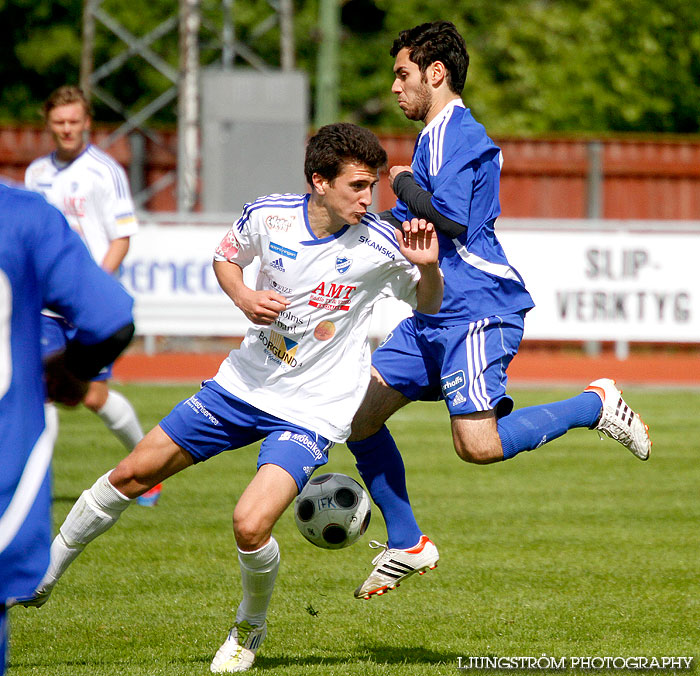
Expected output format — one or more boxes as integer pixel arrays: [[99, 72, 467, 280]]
[[210, 620, 267, 673], [585, 378, 651, 461], [354, 534, 439, 600]]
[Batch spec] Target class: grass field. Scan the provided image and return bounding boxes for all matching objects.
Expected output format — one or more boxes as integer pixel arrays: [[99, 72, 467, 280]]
[[7, 384, 699, 676]]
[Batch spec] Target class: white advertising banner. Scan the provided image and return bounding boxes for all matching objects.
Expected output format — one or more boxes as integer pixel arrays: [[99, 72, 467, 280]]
[[499, 226, 700, 342], [118, 223, 414, 339], [119, 220, 700, 342], [118, 224, 248, 336]]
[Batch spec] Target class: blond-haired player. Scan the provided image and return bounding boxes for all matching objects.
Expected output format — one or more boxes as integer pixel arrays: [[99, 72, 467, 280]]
[[25, 85, 161, 506]]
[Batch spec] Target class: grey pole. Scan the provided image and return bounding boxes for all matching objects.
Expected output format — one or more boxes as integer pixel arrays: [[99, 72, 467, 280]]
[[585, 141, 604, 356], [222, 0, 234, 68], [178, 0, 200, 212], [80, 0, 98, 99], [586, 140, 604, 219], [279, 0, 295, 71], [314, 0, 339, 127]]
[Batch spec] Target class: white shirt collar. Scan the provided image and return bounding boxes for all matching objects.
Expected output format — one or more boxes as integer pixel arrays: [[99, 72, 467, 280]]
[[419, 98, 465, 140]]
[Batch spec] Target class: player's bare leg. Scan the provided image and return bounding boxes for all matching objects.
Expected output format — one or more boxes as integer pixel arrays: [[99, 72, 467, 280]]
[[211, 464, 296, 674], [82, 380, 162, 504], [451, 410, 503, 464], [106, 399, 162, 505], [111, 392, 165, 505], [349, 369, 439, 599], [108, 425, 193, 497], [82, 379, 109, 411], [13, 427, 191, 608], [85, 379, 145, 453], [84, 380, 143, 450], [233, 463, 298, 551], [348, 367, 410, 441], [463, 380, 649, 462]]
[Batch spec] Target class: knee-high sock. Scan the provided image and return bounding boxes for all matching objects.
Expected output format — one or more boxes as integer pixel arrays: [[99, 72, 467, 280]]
[[235, 537, 280, 626], [497, 392, 602, 460], [347, 425, 422, 550], [38, 472, 133, 591], [96, 390, 143, 451]]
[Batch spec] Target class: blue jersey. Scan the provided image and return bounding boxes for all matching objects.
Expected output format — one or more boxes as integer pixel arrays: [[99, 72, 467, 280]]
[[392, 100, 534, 325], [0, 183, 133, 603]]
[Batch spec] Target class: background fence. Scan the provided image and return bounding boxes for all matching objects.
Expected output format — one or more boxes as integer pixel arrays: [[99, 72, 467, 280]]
[[2, 126, 700, 219]]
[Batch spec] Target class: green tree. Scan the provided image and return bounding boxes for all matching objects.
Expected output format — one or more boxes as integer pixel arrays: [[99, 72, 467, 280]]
[[1, 0, 698, 134], [360, 0, 700, 134], [474, 0, 700, 134], [0, 0, 83, 121]]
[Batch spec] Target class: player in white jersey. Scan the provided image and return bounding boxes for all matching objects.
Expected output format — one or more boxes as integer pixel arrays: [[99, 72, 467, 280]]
[[17, 123, 443, 673], [25, 86, 160, 506], [211, 191, 429, 442]]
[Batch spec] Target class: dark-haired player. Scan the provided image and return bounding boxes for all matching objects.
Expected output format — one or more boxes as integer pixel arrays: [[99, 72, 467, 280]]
[[16, 123, 443, 673], [348, 21, 651, 600]]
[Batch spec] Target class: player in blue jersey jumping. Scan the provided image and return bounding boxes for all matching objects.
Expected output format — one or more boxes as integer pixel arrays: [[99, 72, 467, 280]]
[[348, 21, 652, 600], [0, 181, 135, 676]]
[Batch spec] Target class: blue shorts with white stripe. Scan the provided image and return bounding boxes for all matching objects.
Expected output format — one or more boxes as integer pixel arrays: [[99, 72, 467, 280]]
[[372, 312, 526, 418]]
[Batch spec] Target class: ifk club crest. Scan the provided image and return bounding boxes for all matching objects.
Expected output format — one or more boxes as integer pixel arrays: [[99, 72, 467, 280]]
[[335, 255, 352, 274]]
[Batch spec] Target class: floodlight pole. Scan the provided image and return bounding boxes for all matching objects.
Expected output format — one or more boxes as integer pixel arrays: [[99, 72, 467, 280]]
[[80, 0, 99, 99], [178, 0, 200, 212], [314, 0, 339, 127], [222, 0, 234, 68], [279, 0, 295, 71]]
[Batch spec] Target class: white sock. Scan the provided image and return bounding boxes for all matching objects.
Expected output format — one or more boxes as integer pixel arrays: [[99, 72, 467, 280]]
[[235, 537, 280, 626], [96, 390, 143, 451], [40, 472, 133, 589]]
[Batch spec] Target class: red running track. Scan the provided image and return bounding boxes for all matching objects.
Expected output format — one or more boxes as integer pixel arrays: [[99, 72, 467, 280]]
[[113, 350, 700, 387]]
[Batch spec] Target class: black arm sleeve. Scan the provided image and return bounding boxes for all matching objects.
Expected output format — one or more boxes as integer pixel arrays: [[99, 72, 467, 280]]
[[62, 322, 135, 381], [392, 171, 467, 238]]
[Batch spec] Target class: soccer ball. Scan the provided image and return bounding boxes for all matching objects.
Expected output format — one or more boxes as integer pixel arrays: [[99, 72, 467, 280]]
[[294, 473, 371, 550]]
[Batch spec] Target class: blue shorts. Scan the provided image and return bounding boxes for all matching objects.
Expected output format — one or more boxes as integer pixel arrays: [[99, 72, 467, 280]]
[[372, 313, 525, 418], [40, 315, 112, 381], [159, 380, 333, 492]]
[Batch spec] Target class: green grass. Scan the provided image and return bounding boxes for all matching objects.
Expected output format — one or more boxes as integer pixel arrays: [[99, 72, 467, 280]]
[[7, 385, 699, 676]]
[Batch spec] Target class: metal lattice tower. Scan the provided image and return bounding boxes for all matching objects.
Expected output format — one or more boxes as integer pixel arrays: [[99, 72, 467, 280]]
[[80, 0, 296, 212]]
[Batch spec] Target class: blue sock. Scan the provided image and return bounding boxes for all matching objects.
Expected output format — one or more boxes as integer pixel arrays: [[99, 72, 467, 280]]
[[347, 425, 423, 550], [497, 392, 602, 460]]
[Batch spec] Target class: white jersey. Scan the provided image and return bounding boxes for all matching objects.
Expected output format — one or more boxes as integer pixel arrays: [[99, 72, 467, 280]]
[[213, 193, 421, 442], [25, 143, 138, 265]]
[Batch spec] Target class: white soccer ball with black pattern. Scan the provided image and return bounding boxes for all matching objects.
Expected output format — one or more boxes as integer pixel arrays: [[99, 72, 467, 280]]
[[294, 473, 371, 550]]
